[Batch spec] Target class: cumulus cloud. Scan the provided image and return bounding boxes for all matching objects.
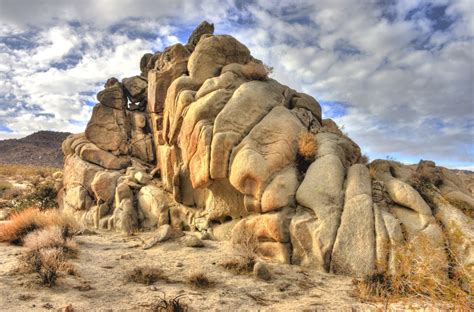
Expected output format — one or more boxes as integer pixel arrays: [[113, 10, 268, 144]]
[[0, 0, 472, 168]]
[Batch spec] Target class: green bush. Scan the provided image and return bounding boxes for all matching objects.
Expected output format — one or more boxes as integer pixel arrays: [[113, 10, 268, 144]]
[[11, 183, 58, 213]]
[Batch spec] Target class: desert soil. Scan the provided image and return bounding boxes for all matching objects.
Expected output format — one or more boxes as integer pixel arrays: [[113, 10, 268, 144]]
[[0, 229, 452, 311]]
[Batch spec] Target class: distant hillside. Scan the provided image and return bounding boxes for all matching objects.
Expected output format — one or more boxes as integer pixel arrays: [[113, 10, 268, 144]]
[[0, 131, 71, 168]]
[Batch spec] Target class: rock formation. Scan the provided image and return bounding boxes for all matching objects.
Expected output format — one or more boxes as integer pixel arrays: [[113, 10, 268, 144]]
[[61, 22, 474, 278]]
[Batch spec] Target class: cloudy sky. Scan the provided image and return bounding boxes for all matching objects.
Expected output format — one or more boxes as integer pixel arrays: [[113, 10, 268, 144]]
[[0, 0, 472, 169]]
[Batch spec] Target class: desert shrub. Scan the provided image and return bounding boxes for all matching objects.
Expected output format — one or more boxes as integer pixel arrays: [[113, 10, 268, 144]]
[[0, 208, 78, 245], [151, 293, 188, 312], [298, 131, 317, 160], [23, 226, 78, 258], [21, 247, 68, 287], [126, 266, 165, 285], [0, 208, 48, 245], [12, 182, 58, 212], [297, 131, 317, 173], [221, 230, 258, 274], [353, 235, 472, 309], [187, 271, 212, 289], [242, 62, 271, 80]]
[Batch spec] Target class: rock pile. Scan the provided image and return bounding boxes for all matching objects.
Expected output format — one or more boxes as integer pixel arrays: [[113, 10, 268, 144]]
[[61, 21, 473, 277]]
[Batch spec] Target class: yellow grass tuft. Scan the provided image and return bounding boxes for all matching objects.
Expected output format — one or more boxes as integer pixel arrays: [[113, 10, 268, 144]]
[[297, 131, 317, 161], [354, 234, 472, 309]]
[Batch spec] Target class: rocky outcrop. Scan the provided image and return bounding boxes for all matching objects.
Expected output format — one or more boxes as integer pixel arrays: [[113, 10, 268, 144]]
[[61, 21, 474, 279]]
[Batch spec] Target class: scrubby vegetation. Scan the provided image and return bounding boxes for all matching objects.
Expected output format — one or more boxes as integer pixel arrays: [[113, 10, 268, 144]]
[[126, 266, 166, 285], [353, 235, 472, 310], [297, 131, 317, 173], [0, 208, 78, 245], [12, 220, 80, 287], [221, 231, 258, 274], [187, 271, 212, 289], [0, 163, 57, 178], [11, 182, 58, 212]]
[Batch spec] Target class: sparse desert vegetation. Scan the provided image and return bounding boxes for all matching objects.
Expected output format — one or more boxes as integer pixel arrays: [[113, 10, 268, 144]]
[[354, 235, 473, 310], [186, 270, 212, 289], [126, 265, 166, 285]]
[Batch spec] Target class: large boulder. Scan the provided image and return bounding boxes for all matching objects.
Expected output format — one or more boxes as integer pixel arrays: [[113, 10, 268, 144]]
[[85, 103, 129, 154], [188, 35, 252, 84]]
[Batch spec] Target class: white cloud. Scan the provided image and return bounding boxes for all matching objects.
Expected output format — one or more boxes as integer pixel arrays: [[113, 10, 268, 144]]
[[0, 0, 472, 168]]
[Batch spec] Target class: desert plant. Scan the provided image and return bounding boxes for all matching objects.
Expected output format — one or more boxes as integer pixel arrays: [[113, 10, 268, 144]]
[[242, 62, 271, 80], [296, 131, 317, 173], [151, 293, 188, 312], [126, 266, 165, 285], [12, 182, 58, 212], [0, 208, 48, 245], [0, 163, 57, 177], [353, 234, 472, 309], [298, 131, 317, 160], [21, 247, 68, 287], [23, 226, 78, 258], [187, 271, 212, 289], [221, 230, 258, 274], [0, 208, 78, 245]]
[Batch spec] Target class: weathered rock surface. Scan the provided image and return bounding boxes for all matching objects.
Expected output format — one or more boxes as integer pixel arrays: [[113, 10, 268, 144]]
[[60, 21, 474, 279]]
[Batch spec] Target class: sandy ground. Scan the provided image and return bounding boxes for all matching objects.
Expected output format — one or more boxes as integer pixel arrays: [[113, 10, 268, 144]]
[[0, 229, 453, 312]]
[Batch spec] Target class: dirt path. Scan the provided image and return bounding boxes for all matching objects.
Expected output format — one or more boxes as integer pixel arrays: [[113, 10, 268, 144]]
[[0, 231, 429, 311]]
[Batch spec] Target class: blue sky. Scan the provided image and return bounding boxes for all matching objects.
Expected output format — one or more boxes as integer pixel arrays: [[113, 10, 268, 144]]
[[0, 0, 472, 169]]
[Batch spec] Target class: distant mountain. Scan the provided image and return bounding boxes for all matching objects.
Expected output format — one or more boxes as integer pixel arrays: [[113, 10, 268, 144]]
[[0, 131, 72, 168]]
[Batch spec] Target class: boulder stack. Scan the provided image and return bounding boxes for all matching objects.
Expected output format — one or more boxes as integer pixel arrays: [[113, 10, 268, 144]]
[[61, 21, 474, 278]]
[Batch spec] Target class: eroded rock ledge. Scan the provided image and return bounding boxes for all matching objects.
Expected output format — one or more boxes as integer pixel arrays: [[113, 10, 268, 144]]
[[61, 21, 474, 277]]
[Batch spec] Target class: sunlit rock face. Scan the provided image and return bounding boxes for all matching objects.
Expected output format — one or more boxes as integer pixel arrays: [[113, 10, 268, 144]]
[[61, 21, 474, 277]]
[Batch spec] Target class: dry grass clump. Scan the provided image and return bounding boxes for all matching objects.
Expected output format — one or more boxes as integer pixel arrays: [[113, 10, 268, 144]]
[[298, 131, 317, 160], [23, 226, 78, 258], [296, 131, 317, 174], [0, 208, 78, 245], [20, 247, 72, 287], [242, 62, 272, 80], [126, 266, 166, 285], [187, 271, 212, 289], [354, 235, 472, 309], [151, 293, 188, 312], [221, 230, 258, 274], [18, 225, 79, 287]]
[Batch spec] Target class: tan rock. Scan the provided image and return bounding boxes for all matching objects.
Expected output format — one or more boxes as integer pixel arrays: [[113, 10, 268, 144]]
[[137, 185, 172, 228], [293, 154, 345, 271], [229, 106, 305, 211], [147, 44, 190, 114], [91, 171, 121, 204], [97, 84, 126, 109], [188, 35, 251, 84], [85, 103, 129, 153], [331, 164, 375, 277]]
